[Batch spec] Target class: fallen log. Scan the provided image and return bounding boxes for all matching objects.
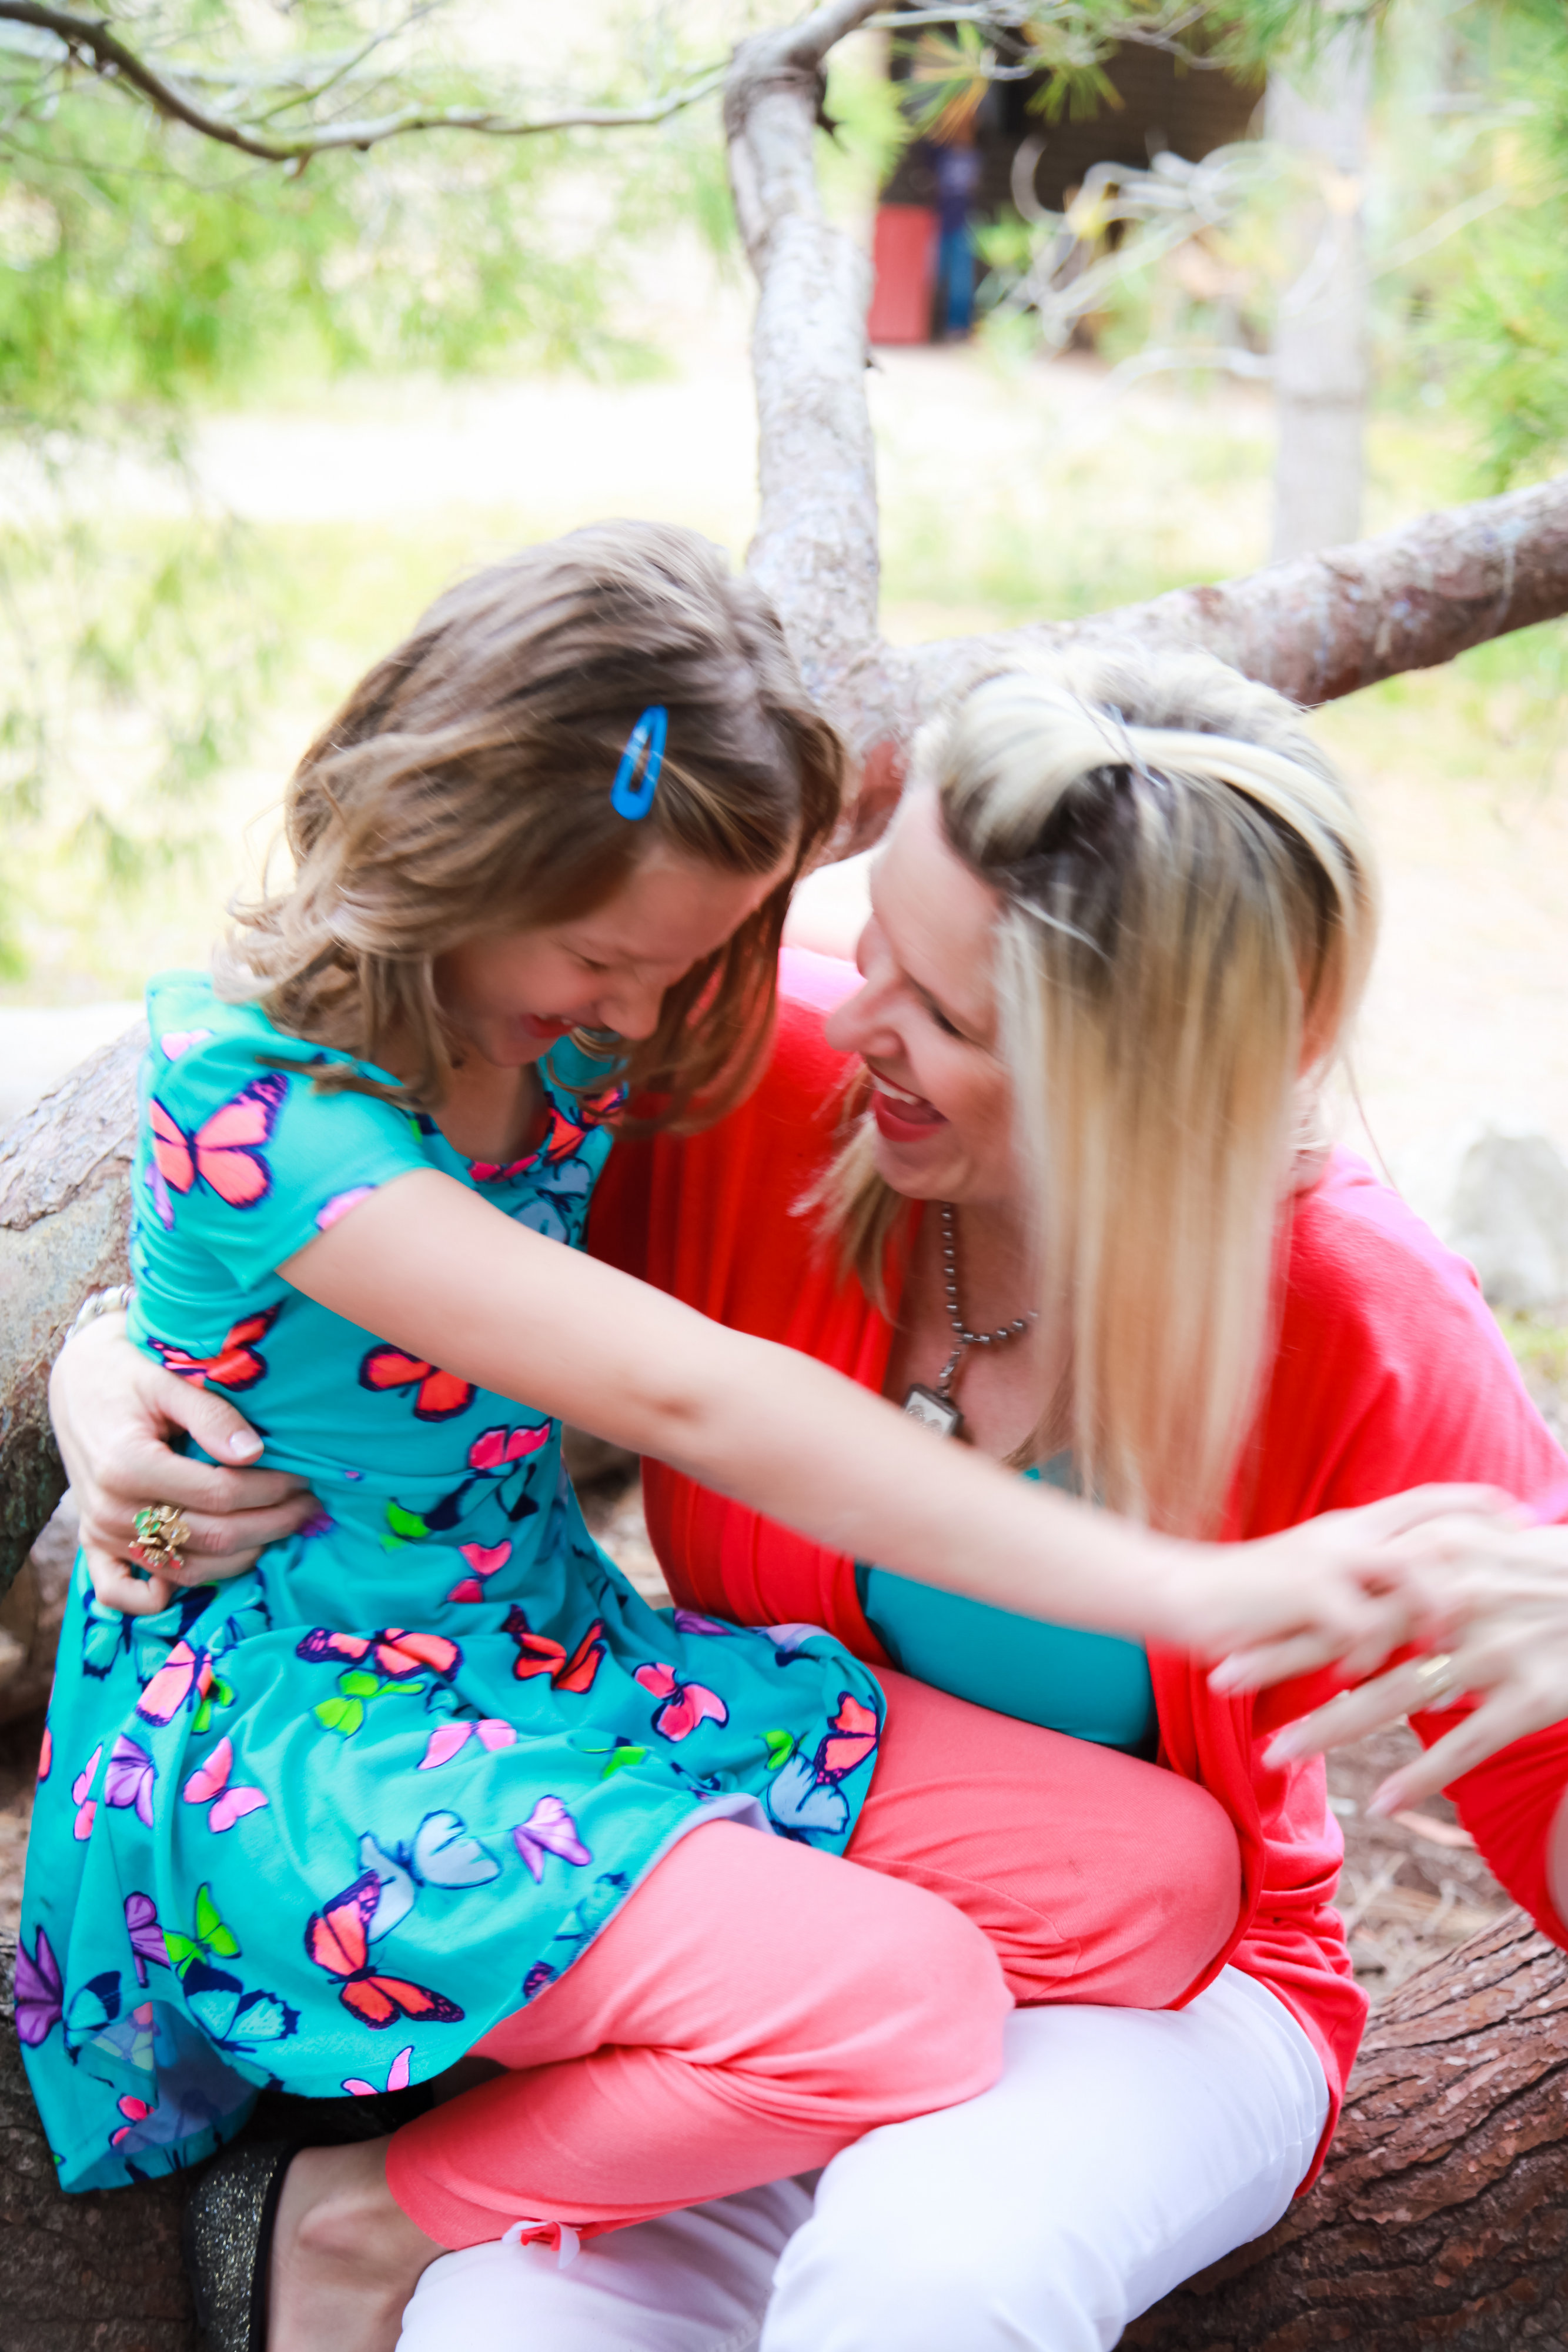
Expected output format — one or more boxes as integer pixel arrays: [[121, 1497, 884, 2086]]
[[2, 1910, 1566, 2350], [1132, 1908, 1568, 2349]]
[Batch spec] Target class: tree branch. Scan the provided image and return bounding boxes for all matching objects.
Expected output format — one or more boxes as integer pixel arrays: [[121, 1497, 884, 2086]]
[[0, 2, 726, 160], [724, 0, 884, 713], [890, 473, 1568, 720]]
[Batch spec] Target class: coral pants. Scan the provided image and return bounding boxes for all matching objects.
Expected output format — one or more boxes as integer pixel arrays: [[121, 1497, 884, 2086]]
[[386, 1672, 1240, 2249]]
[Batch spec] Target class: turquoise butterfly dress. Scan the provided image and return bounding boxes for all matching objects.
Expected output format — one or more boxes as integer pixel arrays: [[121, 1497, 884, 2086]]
[[19, 974, 885, 2193]]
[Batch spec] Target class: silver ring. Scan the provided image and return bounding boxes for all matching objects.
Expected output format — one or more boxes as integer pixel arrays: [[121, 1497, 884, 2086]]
[[1411, 1651, 1461, 1706]]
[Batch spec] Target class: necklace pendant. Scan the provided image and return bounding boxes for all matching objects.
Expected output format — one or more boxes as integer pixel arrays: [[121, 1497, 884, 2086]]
[[903, 1384, 964, 1441]]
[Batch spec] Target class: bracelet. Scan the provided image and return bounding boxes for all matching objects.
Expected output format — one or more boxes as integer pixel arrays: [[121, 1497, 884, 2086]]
[[65, 1285, 135, 1347]]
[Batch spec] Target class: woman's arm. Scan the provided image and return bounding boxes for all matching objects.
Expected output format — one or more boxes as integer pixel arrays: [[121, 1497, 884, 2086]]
[[276, 1168, 1475, 1657], [51, 1309, 320, 1612]]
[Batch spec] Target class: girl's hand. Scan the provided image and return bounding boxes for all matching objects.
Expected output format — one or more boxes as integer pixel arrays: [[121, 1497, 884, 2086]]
[[1184, 1486, 1519, 1685], [50, 1310, 320, 1616], [1261, 1522, 1568, 1810]]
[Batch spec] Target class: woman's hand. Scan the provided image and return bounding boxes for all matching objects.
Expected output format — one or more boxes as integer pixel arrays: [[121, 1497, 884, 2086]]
[[1259, 1521, 1568, 1811], [1178, 1486, 1519, 1685], [51, 1311, 320, 1616]]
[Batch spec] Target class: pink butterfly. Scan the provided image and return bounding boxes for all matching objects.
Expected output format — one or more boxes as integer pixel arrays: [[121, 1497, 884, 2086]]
[[511, 1796, 592, 1883], [149, 1072, 287, 1213], [159, 1028, 213, 1060], [38, 1723, 51, 1781], [181, 1737, 268, 1833], [105, 1735, 156, 1829], [72, 1743, 103, 1839], [468, 1424, 550, 1474], [446, 1539, 511, 1603], [343, 2044, 414, 2099], [633, 1662, 729, 1742], [317, 1185, 376, 1232], [419, 1719, 517, 1770]]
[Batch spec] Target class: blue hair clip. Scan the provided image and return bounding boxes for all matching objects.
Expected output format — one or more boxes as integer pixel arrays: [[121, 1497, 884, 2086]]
[[610, 705, 667, 821]]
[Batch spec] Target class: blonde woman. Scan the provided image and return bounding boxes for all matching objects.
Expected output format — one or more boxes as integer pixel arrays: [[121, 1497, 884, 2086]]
[[52, 647, 1549, 2351]]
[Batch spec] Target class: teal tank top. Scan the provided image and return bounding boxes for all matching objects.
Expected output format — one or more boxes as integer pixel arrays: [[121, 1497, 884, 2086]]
[[857, 1461, 1158, 1758]]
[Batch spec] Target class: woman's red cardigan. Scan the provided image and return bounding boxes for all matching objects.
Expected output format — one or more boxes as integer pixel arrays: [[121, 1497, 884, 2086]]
[[587, 954, 1568, 2183]]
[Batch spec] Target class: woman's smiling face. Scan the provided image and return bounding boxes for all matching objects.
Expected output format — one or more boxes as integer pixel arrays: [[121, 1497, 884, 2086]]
[[824, 789, 1018, 1211]]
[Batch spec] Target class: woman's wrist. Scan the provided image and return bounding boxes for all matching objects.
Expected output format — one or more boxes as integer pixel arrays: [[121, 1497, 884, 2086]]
[[63, 1285, 134, 1351]]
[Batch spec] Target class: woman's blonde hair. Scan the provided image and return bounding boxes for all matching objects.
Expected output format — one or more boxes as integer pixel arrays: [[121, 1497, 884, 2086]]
[[219, 520, 844, 1127], [823, 646, 1379, 1534]]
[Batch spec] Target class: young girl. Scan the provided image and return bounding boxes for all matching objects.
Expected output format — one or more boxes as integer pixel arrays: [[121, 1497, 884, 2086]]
[[22, 525, 1451, 2352]]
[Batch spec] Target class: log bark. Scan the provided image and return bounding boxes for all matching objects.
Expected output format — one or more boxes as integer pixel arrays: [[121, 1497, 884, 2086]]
[[1131, 1909, 1568, 2349], [3, 1915, 1567, 2350], [0, 1028, 143, 1602]]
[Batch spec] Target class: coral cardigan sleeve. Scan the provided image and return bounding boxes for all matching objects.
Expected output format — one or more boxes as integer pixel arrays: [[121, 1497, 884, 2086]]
[[587, 988, 897, 1660], [1240, 1155, 1568, 1949]]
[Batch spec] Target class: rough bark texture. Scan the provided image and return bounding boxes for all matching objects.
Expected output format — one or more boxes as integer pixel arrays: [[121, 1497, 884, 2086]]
[[0, 1935, 196, 2352], [1132, 1910, 1568, 2349], [0, 1028, 143, 1603], [2, 1916, 1566, 2351]]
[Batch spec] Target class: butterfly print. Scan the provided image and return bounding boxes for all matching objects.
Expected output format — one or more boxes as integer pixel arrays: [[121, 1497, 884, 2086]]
[[511, 1797, 591, 1884], [671, 1610, 737, 1638], [149, 1071, 287, 1214], [81, 1599, 135, 1682], [343, 2044, 414, 2098], [385, 1425, 551, 1549], [357, 1809, 501, 1937], [467, 1095, 619, 1184], [124, 1892, 171, 1987], [296, 1628, 462, 1681], [72, 1743, 103, 1839], [38, 1723, 51, 1780], [419, 1719, 517, 1770], [163, 1882, 240, 1979], [148, 1305, 279, 1392], [633, 1662, 729, 1742], [183, 1959, 299, 2056], [14, 1924, 63, 2046], [105, 1736, 157, 1829], [316, 1185, 375, 1232], [469, 1424, 550, 1475], [359, 1346, 476, 1424], [760, 1624, 827, 1665], [136, 1640, 215, 1728], [159, 1028, 214, 1061], [305, 1870, 466, 2029], [765, 1692, 881, 1840], [504, 1606, 606, 1695], [181, 1737, 268, 1833], [62, 1969, 126, 2059], [446, 1539, 510, 1604]]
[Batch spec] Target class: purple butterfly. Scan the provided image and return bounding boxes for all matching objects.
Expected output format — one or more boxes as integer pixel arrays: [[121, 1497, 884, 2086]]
[[14, 1925, 63, 2047], [511, 1797, 591, 1884], [124, 1892, 170, 1987], [671, 1609, 735, 1638], [105, 1735, 156, 1829]]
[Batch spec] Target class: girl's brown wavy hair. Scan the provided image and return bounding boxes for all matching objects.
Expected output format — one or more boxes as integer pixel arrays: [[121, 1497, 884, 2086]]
[[218, 521, 844, 1128]]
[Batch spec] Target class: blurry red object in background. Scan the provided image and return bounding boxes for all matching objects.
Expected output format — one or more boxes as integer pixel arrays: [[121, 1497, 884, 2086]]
[[867, 205, 937, 345]]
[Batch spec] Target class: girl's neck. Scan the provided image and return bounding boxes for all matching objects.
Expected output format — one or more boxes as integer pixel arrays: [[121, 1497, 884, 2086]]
[[436, 1055, 548, 1167]]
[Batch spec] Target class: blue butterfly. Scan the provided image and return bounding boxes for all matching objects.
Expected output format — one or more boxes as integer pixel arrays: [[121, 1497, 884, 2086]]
[[765, 1753, 850, 1839], [183, 1960, 299, 2056], [357, 1809, 500, 1940]]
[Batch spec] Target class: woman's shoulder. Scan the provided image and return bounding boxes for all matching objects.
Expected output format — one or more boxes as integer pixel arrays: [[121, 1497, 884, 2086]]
[[1284, 1149, 1497, 1343]]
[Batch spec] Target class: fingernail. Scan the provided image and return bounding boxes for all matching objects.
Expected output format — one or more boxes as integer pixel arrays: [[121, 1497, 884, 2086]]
[[1208, 1659, 1243, 1691], [229, 1432, 263, 1461], [1366, 1787, 1398, 1819], [1265, 1733, 1300, 1766]]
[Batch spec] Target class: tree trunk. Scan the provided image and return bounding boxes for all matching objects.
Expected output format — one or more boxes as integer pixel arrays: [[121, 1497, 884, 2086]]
[[1130, 1909, 1568, 2348], [0, 1027, 143, 1601], [1268, 26, 1373, 562]]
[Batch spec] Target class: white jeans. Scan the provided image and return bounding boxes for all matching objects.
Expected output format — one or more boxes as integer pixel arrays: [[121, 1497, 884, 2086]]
[[396, 1966, 1330, 2352]]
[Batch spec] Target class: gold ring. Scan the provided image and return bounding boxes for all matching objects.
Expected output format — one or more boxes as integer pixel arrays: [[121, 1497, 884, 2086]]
[[1411, 1651, 1461, 1706], [132, 1503, 191, 1575]]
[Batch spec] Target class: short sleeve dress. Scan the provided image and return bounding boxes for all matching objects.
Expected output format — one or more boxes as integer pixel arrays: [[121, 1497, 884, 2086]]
[[19, 974, 885, 2194]]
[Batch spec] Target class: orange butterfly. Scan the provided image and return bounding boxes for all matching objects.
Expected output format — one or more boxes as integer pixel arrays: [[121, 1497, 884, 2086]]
[[359, 1346, 476, 1423], [149, 1307, 279, 1392], [504, 1606, 606, 1695], [149, 1074, 287, 1214], [304, 1871, 464, 2030]]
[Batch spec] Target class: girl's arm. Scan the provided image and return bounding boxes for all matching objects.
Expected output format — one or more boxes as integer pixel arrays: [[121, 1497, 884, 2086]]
[[279, 1170, 1482, 1658]]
